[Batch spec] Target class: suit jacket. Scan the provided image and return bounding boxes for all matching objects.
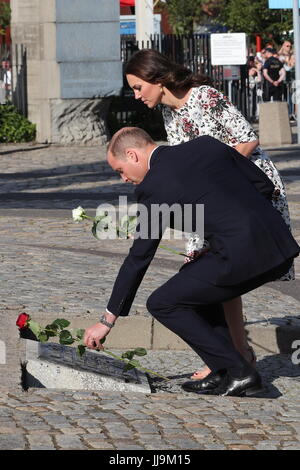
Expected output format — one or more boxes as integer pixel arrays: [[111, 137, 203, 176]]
[[107, 136, 299, 317]]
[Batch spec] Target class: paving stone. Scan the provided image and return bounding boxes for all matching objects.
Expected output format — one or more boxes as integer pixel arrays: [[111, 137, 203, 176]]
[[163, 438, 202, 449], [82, 438, 115, 449], [54, 435, 88, 450], [203, 443, 227, 450], [27, 434, 55, 449], [0, 434, 26, 450]]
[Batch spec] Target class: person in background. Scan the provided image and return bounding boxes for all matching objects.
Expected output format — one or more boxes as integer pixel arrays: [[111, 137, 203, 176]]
[[247, 56, 262, 122], [278, 41, 295, 71], [125, 48, 295, 383], [278, 41, 295, 113], [1, 59, 11, 100], [262, 48, 286, 102]]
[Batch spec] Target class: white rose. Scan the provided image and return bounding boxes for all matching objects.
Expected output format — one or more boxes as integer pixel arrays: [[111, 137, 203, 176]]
[[72, 206, 86, 222]]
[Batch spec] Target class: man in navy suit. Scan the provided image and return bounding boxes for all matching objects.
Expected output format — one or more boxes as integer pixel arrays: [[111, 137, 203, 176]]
[[84, 127, 299, 397]]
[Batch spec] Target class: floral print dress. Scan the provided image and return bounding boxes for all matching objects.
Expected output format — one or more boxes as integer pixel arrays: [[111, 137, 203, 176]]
[[162, 85, 294, 280]]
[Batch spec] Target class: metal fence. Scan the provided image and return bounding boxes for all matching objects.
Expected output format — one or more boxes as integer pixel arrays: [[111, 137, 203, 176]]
[[0, 43, 11, 104], [0, 43, 28, 117], [12, 44, 28, 117]]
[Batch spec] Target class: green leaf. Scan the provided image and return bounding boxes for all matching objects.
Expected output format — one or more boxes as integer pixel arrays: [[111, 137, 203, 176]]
[[118, 215, 137, 237], [128, 359, 141, 368], [98, 216, 113, 232], [133, 347, 147, 357], [45, 325, 58, 337], [94, 212, 109, 222], [92, 220, 100, 239], [77, 345, 86, 357], [123, 359, 141, 372], [72, 328, 85, 340], [92, 215, 114, 239], [127, 216, 138, 234], [38, 333, 48, 343], [59, 330, 74, 345], [28, 320, 42, 339], [0, 104, 36, 143], [123, 363, 136, 372], [121, 350, 135, 360], [52, 319, 70, 329]]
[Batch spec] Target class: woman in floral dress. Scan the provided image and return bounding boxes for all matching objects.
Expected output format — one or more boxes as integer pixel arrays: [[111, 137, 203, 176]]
[[126, 49, 294, 380]]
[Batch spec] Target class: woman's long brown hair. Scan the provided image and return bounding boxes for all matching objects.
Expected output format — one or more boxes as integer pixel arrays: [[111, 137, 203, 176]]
[[125, 49, 212, 91]]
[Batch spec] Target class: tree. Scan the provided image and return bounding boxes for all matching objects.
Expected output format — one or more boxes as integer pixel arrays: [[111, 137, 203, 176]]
[[159, 0, 223, 34], [218, 0, 293, 44], [0, 1, 11, 36], [159, 0, 202, 34]]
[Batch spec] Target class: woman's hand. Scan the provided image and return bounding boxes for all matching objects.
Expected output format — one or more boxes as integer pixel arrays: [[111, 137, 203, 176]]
[[234, 139, 259, 158]]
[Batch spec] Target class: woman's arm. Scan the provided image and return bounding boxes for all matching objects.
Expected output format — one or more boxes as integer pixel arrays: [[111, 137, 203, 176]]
[[234, 139, 259, 158], [199, 86, 259, 154]]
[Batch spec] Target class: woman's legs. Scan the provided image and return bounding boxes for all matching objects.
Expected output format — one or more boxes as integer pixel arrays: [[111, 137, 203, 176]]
[[191, 297, 256, 379]]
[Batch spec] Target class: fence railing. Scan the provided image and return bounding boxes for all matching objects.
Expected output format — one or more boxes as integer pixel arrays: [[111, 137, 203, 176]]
[[0, 43, 11, 103], [0, 43, 28, 117], [12, 44, 28, 117]]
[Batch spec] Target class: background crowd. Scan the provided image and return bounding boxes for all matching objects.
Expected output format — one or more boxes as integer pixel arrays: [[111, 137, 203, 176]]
[[247, 40, 296, 121]]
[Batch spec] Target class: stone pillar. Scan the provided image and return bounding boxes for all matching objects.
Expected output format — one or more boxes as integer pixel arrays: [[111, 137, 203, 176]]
[[259, 102, 292, 147], [10, 0, 122, 144]]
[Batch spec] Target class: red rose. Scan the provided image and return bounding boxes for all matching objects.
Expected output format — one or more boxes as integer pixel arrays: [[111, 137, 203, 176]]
[[16, 313, 30, 329]]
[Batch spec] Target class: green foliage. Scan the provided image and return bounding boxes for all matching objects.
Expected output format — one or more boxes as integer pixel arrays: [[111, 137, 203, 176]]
[[73, 328, 85, 340], [27, 320, 42, 339], [92, 212, 137, 241], [0, 104, 36, 143], [117, 215, 137, 239], [158, 0, 223, 34], [218, 0, 293, 43], [51, 318, 71, 329], [159, 0, 292, 42], [159, 0, 203, 34], [77, 344, 86, 357], [0, 1, 11, 35], [59, 330, 75, 345], [132, 347, 147, 356]]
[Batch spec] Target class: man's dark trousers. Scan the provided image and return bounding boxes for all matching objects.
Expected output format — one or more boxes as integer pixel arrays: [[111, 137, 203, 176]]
[[147, 253, 293, 374]]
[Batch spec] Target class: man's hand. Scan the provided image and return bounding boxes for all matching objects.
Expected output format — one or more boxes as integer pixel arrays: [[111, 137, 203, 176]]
[[84, 322, 111, 350]]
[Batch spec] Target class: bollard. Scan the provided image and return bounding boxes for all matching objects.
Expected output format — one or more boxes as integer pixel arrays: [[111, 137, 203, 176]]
[[259, 101, 292, 147]]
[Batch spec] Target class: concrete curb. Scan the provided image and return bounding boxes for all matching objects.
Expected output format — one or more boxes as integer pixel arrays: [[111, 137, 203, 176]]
[[30, 315, 300, 356]]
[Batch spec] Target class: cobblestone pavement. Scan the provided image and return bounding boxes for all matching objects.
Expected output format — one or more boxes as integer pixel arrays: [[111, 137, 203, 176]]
[[0, 142, 300, 450]]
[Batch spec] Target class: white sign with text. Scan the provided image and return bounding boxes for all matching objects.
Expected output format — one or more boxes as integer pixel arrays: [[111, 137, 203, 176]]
[[211, 33, 247, 66]]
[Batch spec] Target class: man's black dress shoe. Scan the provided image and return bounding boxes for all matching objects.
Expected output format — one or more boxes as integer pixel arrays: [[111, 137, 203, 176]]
[[211, 367, 264, 397], [182, 370, 227, 394]]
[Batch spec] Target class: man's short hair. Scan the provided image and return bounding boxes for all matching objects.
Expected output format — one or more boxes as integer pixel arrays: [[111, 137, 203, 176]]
[[265, 47, 276, 54], [108, 127, 154, 160]]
